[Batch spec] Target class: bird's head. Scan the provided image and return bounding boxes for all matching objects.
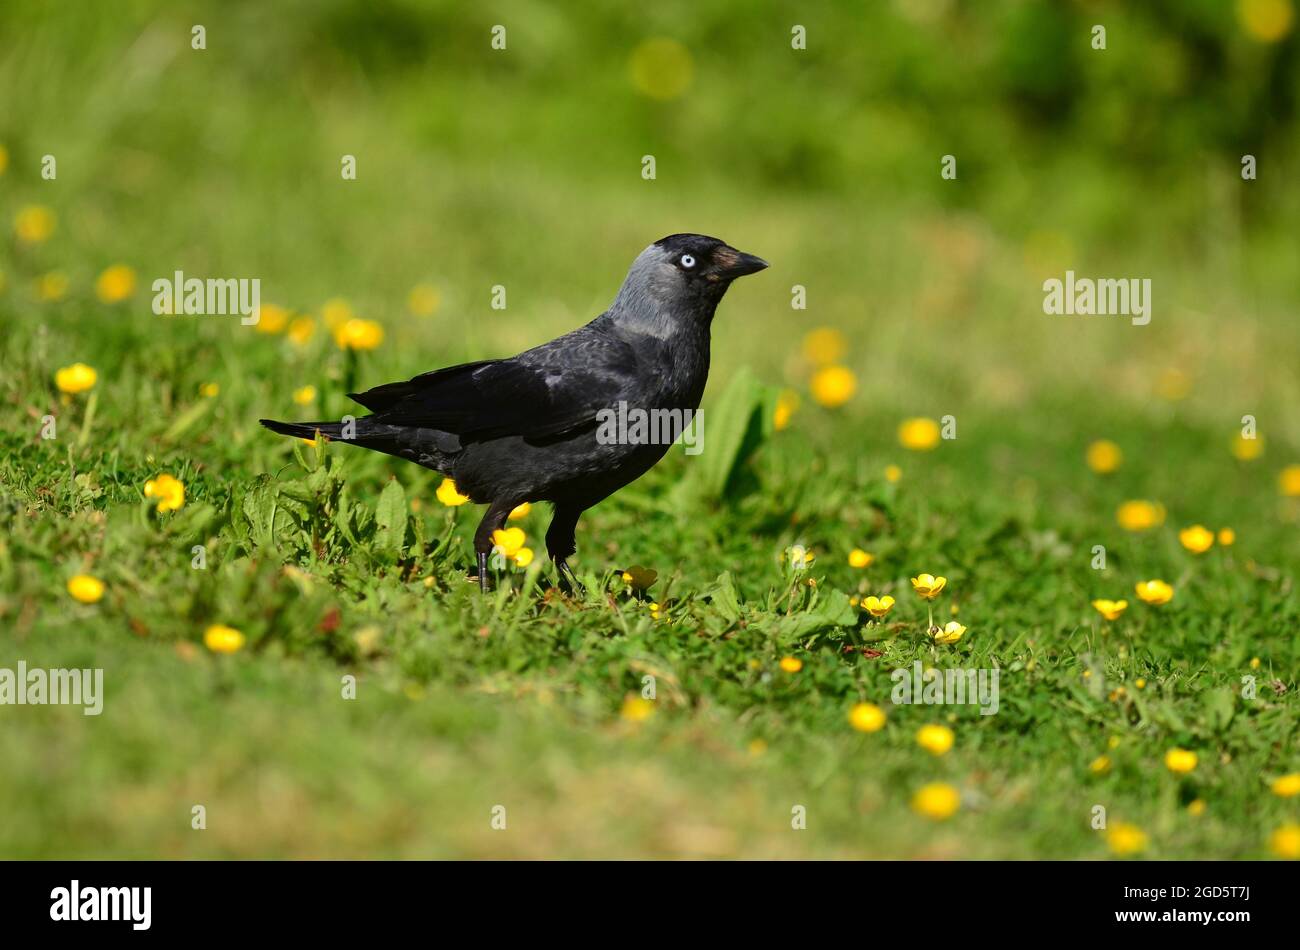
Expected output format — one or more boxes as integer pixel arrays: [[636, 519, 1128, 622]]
[[614, 234, 769, 323]]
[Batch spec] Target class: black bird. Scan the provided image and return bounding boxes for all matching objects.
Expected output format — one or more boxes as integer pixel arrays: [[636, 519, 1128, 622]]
[[261, 234, 768, 592]]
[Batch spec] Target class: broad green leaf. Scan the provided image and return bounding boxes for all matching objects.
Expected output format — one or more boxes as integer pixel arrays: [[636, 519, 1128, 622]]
[[686, 367, 776, 501], [703, 570, 741, 622], [812, 588, 859, 627], [374, 478, 407, 557]]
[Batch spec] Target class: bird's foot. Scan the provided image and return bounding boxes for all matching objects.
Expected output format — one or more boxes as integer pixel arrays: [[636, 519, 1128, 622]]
[[477, 551, 489, 594], [555, 559, 585, 596]]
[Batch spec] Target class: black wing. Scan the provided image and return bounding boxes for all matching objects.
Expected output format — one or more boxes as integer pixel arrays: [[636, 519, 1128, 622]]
[[348, 326, 645, 442]]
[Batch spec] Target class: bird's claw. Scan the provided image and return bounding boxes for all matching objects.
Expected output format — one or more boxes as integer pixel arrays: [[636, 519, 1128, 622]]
[[555, 559, 585, 596]]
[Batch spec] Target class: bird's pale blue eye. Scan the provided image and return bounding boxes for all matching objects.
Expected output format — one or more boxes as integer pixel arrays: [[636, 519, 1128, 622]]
[[681, 254, 695, 268]]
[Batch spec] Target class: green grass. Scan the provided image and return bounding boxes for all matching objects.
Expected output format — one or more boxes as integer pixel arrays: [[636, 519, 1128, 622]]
[[1, 0, 1299, 859]]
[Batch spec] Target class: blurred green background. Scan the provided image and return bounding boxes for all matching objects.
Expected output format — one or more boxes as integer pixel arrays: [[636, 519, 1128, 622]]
[[2, 0, 1299, 859]]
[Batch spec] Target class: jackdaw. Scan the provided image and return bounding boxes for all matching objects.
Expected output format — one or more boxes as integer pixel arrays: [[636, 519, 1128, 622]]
[[261, 233, 768, 592]]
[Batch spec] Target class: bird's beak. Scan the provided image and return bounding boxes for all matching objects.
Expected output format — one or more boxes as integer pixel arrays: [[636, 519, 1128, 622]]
[[715, 246, 769, 278]]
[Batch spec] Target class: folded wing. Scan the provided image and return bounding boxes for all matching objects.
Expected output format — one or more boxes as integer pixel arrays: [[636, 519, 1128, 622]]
[[348, 327, 642, 442]]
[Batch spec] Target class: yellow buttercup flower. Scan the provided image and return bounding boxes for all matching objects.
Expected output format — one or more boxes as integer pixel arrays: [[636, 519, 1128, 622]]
[[1270, 773, 1300, 797], [487, 528, 533, 568], [94, 264, 137, 303], [14, 204, 55, 243], [809, 365, 856, 408], [779, 656, 803, 673], [620, 695, 654, 722], [898, 417, 941, 451], [435, 478, 469, 506], [36, 271, 69, 301], [255, 303, 290, 334], [54, 362, 97, 394], [628, 37, 694, 101], [200, 382, 219, 398], [1085, 439, 1122, 474], [144, 473, 186, 513], [287, 316, 316, 346], [1238, 0, 1294, 43], [203, 624, 246, 654], [1089, 754, 1112, 774], [333, 318, 384, 351], [1187, 799, 1206, 816], [509, 502, 531, 520], [292, 385, 317, 406], [1116, 500, 1165, 531], [1106, 822, 1148, 856], [862, 595, 895, 618], [911, 782, 960, 820], [916, 724, 954, 756], [1092, 599, 1128, 621], [1231, 433, 1263, 461], [1178, 524, 1214, 554], [1270, 824, 1300, 859], [1164, 748, 1198, 774], [933, 621, 965, 644], [802, 327, 847, 366], [1280, 464, 1300, 497], [1217, 527, 1236, 546], [773, 389, 799, 431], [1135, 579, 1174, 605], [491, 527, 527, 558], [911, 573, 947, 599], [884, 464, 902, 483], [407, 283, 441, 317], [848, 702, 886, 733], [848, 548, 874, 569], [67, 574, 105, 604], [354, 626, 382, 654]]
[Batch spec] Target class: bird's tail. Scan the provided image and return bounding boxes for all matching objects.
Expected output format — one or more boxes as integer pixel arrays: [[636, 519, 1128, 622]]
[[259, 418, 347, 441], [259, 417, 458, 475]]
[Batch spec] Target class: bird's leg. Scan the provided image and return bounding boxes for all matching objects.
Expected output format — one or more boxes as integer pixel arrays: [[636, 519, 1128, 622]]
[[472, 501, 514, 594], [546, 503, 585, 596]]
